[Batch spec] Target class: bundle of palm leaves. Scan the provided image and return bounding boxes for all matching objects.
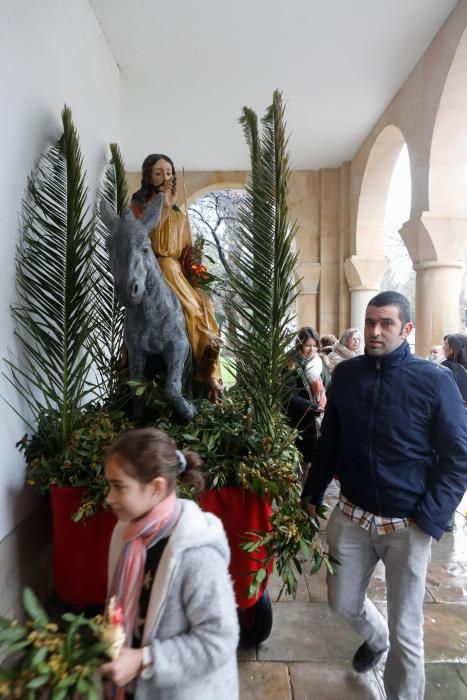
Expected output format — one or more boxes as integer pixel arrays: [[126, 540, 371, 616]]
[[220, 91, 332, 596], [226, 90, 300, 441], [5, 106, 96, 457], [4, 108, 130, 511]]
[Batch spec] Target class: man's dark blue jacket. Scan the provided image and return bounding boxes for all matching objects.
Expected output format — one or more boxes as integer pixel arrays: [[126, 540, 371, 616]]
[[302, 341, 467, 540]]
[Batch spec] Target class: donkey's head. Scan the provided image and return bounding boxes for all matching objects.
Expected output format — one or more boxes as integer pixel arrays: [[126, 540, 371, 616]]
[[100, 194, 164, 307]]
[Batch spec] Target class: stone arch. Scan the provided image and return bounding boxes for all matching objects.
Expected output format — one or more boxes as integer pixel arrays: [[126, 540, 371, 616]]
[[429, 27, 467, 218], [186, 181, 246, 206], [345, 125, 409, 331], [354, 125, 408, 259], [182, 173, 247, 207], [405, 26, 467, 355]]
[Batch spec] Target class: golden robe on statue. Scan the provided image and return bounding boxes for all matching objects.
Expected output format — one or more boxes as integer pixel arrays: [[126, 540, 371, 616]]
[[131, 202, 221, 384]]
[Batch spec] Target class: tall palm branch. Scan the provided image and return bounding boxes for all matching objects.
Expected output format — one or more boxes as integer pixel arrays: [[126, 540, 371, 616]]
[[91, 143, 128, 403], [226, 91, 300, 440], [4, 106, 96, 452]]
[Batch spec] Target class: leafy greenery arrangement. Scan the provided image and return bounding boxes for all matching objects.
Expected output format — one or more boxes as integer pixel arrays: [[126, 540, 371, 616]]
[[20, 408, 134, 521], [180, 233, 220, 295], [0, 589, 110, 699], [144, 387, 298, 493], [133, 380, 336, 598]]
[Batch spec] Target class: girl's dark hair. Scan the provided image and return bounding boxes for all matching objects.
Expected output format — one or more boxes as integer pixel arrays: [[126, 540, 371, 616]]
[[107, 428, 205, 496], [444, 334, 467, 369], [296, 326, 321, 351], [131, 153, 180, 211]]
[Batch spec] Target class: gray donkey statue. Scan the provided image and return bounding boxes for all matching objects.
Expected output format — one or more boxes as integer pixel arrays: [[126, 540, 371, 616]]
[[100, 194, 197, 421]]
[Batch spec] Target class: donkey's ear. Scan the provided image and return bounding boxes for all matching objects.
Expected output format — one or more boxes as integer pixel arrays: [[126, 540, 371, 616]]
[[99, 198, 120, 232], [140, 193, 164, 233]]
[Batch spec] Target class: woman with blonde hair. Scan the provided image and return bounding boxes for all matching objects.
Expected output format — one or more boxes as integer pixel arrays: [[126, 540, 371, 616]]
[[323, 328, 361, 375]]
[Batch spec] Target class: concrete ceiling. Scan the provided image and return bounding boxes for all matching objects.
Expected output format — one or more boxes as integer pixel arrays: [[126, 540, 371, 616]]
[[90, 0, 458, 172]]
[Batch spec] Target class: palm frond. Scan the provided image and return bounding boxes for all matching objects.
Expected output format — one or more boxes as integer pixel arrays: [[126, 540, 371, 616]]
[[90, 143, 128, 403], [6, 105, 96, 451], [227, 91, 300, 439]]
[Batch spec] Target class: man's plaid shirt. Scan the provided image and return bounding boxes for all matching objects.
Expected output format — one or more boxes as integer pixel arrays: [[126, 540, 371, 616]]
[[338, 493, 412, 535]]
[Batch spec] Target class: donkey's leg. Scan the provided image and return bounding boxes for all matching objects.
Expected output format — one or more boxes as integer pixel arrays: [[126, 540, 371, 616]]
[[127, 346, 147, 421], [163, 339, 197, 420]]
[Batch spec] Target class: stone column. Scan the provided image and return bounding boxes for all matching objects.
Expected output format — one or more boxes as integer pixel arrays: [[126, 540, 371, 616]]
[[349, 288, 380, 333], [344, 255, 387, 333], [400, 213, 466, 357], [414, 260, 464, 354]]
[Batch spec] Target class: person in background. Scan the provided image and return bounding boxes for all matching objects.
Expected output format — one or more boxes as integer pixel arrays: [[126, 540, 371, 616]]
[[100, 428, 239, 700], [323, 328, 361, 375], [440, 333, 467, 531], [441, 334, 467, 404], [320, 334, 338, 356], [285, 327, 330, 483], [427, 344, 444, 363], [302, 291, 467, 700]]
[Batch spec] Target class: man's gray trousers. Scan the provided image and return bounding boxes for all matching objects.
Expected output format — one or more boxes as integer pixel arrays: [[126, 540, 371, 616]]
[[326, 506, 432, 700]]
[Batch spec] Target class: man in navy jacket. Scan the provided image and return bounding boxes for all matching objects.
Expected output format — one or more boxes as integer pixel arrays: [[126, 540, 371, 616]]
[[303, 291, 467, 700]]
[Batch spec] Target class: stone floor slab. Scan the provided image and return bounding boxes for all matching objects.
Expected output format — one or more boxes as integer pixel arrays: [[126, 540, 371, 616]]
[[258, 602, 360, 662], [289, 662, 384, 700], [456, 662, 467, 685], [431, 530, 467, 563], [303, 566, 327, 602], [424, 663, 467, 699], [238, 661, 292, 699], [425, 561, 467, 603], [423, 603, 467, 663]]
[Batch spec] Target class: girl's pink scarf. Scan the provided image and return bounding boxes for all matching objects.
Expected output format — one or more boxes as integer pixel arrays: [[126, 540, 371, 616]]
[[108, 492, 181, 647]]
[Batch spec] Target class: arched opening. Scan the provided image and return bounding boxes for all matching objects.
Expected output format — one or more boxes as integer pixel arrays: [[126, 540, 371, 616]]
[[429, 28, 467, 218], [381, 144, 414, 347], [346, 125, 409, 332], [354, 125, 408, 259], [187, 187, 246, 386]]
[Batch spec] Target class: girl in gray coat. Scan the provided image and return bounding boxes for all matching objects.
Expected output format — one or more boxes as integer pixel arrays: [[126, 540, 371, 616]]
[[100, 428, 239, 700]]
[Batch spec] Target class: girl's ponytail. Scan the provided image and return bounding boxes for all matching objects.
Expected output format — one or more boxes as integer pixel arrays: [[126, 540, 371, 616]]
[[177, 449, 205, 497]]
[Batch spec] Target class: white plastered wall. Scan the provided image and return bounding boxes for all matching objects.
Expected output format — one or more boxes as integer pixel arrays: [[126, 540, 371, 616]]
[[0, 0, 121, 542]]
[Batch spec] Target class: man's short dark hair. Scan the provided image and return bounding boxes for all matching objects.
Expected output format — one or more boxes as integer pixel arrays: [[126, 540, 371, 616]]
[[367, 291, 411, 326]]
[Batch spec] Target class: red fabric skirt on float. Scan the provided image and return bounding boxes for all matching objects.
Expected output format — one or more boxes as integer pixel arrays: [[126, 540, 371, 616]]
[[199, 486, 273, 608], [51, 485, 116, 607]]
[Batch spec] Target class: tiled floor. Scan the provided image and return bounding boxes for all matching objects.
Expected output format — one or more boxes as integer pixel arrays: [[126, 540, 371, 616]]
[[238, 494, 467, 699]]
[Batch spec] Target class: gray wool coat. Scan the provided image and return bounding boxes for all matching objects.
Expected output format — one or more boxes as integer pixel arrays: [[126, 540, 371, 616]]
[[107, 499, 239, 700]]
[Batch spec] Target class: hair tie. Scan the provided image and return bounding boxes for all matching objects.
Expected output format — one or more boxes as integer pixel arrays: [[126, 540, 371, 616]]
[[176, 449, 187, 475]]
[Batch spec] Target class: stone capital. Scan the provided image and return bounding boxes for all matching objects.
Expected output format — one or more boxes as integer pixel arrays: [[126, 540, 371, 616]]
[[400, 212, 467, 266], [295, 261, 321, 294], [343, 255, 387, 291]]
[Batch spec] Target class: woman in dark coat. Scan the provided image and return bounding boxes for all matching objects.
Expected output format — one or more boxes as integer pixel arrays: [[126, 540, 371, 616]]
[[285, 327, 330, 483], [441, 333, 467, 405], [440, 332, 467, 530]]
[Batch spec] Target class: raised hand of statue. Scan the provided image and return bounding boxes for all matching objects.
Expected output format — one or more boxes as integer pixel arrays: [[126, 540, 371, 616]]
[[161, 179, 176, 209]]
